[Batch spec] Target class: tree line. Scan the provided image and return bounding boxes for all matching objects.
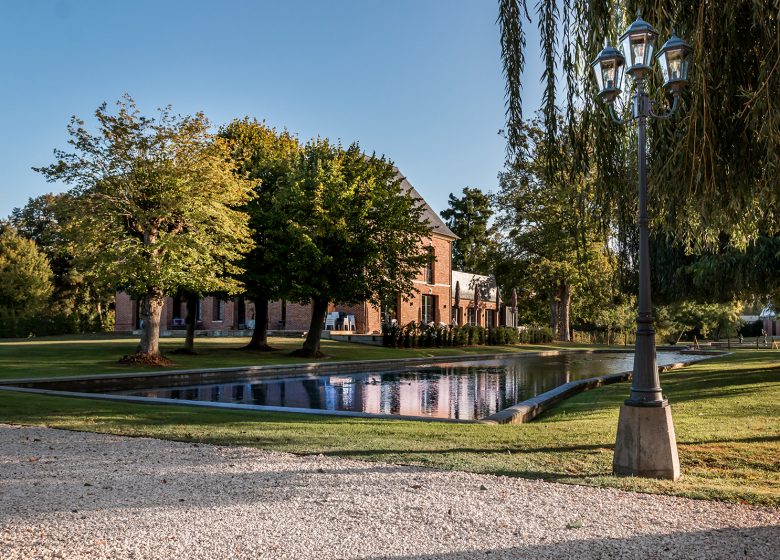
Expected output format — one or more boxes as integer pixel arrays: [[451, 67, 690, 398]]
[[2, 96, 429, 361], [439, 0, 779, 342]]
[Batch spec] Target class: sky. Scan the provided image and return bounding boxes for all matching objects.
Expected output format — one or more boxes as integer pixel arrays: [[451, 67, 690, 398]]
[[0, 0, 546, 218]]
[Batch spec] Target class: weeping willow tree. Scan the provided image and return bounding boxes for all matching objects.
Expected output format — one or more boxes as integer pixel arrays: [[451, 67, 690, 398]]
[[499, 0, 780, 241], [498, 0, 780, 298]]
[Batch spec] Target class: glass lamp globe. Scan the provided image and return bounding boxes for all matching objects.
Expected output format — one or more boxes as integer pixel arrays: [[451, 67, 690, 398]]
[[591, 43, 625, 103], [656, 32, 693, 93], [620, 15, 659, 80]]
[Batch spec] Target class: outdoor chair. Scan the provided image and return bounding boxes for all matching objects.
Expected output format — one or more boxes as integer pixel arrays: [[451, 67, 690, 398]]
[[324, 312, 340, 330]]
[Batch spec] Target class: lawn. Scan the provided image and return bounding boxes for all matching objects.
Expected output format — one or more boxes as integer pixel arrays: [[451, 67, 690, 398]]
[[0, 334, 598, 380], [0, 336, 777, 507]]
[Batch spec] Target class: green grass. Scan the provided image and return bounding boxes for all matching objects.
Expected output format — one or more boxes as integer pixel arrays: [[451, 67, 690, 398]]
[[0, 334, 599, 380], [0, 336, 777, 507]]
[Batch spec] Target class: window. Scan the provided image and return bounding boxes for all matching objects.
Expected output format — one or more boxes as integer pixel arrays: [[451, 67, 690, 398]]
[[467, 307, 476, 326], [486, 309, 495, 328], [212, 299, 223, 322], [422, 294, 435, 324], [424, 247, 435, 284], [382, 296, 400, 324]]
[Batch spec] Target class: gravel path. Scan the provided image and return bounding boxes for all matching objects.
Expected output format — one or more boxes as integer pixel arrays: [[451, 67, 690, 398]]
[[0, 424, 777, 560]]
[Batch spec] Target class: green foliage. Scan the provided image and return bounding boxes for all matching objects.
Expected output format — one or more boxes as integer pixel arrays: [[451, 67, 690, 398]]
[[381, 322, 526, 348], [282, 139, 430, 308], [0, 225, 54, 335], [516, 325, 554, 344], [497, 118, 621, 339], [220, 119, 301, 304], [655, 300, 743, 343], [34, 96, 254, 355], [35, 96, 253, 299], [10, 193, 115, 333], [440, 187, 497, 274], [499, 0, 780, 300], [652, 234, 780, 305]]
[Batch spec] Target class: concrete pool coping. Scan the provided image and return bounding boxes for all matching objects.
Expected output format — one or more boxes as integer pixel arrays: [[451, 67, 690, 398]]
[[0, 347, 728, 424], [481, 354, 725, 424]]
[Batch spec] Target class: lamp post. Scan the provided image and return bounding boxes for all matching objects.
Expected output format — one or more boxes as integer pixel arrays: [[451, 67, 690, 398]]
[[592, 13, 692, 480]]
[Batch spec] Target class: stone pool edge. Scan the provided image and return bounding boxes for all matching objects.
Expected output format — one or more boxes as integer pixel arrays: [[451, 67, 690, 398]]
[[479, 351, 730, 425]]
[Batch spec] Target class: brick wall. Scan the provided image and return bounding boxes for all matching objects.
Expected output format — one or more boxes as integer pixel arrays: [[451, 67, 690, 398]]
[[115, 292, 135, 332], [399, 233, 453, 326], [269, 301, 313, 331], [114, 293, 239, 333], [113, 231, 458, 335], [453, 301, 498, 328]]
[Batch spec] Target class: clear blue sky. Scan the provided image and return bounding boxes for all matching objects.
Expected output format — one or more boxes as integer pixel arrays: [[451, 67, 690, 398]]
[[0, 0, 545, 218]]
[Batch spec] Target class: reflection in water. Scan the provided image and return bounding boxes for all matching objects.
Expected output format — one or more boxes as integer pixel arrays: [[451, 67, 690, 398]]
[[116, 352, 703, 420]]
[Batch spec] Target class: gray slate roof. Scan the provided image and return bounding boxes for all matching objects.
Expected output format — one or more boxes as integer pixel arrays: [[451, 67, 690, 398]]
[[451, 270, 497, 302], [397, 174, 458, 239]]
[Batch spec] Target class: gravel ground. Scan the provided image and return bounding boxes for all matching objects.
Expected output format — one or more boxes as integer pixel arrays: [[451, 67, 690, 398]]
[[0, 424, 777, 560]]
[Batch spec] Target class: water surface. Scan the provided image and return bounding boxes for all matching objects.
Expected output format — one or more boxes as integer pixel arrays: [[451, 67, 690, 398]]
[[114, 351, 705, 420]]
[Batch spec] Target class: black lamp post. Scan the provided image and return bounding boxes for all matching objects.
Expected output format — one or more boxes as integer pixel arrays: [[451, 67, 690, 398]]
[[592, 13, 692, 480]]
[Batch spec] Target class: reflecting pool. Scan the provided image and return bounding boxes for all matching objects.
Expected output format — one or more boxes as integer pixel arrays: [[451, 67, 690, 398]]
[[113, 351, 705, 420]]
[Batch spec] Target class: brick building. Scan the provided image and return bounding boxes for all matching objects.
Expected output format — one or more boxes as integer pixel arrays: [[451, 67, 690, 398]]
[[114, 174, 463, 336], [451, 271, 499, 328]]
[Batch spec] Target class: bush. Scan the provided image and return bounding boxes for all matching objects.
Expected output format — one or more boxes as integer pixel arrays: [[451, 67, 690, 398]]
[[381, 323, 531, 348], [0, 312, 81, 338], [517, 325, 554, 344]]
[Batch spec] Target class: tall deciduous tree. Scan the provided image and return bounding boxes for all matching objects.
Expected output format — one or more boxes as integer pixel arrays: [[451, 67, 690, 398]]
[[221, 118, 301, 351], [281, 139, 430, 357], [0, 224, 54, 334], [35, 96, 253, 361], [497, 119, 618, 341], [440, 187, 497, 275]]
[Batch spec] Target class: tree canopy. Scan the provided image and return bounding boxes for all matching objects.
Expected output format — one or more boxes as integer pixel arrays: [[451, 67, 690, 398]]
[[221, 118, 302, 350], [497, 0, 779, 310], [497, 118, 619, 340], [280, 139, 430, 356], [0, 224, 54, 334], [34, 96, 254, 359], [441, 187, 497, 275], [499, 0, 779, 241], [10, 193, 115, 332]]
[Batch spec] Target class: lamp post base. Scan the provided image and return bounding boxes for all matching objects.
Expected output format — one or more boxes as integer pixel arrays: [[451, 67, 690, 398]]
[[613, 403, 680, 480]]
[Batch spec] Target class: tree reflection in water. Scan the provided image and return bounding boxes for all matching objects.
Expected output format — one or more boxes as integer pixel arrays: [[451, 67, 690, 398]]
[[122, 352, 702, 420]]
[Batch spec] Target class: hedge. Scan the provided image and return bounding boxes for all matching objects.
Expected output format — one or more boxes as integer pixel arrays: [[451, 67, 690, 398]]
[[381, 322, 553, 348]]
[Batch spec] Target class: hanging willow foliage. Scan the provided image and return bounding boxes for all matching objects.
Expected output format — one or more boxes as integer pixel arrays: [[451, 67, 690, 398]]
[[499, 0, 780, 251]]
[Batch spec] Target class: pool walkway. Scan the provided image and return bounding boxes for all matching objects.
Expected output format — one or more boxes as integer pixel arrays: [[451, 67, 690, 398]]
[[1, 424, 777, 559]]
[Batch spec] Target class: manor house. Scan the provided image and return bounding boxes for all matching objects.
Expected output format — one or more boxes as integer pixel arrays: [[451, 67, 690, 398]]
[[115, 174, 498, 336]]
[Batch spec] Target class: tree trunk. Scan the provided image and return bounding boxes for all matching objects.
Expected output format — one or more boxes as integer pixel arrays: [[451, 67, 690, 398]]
[[559, 284, 571, 342], [96, 300, 104, 331], [138, 287, 164, 357], [549, 293, 558, 338], [244, 299, 274, 351], [183, 295, 198, 353], [293, 297, 329, 358]]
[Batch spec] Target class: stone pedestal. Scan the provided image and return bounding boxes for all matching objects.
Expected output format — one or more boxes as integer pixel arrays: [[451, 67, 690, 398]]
[[613, 403, 680, 480]]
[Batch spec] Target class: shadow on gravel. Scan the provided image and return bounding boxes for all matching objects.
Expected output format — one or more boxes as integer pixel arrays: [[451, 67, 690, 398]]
[[365, 525, 780, 560]]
